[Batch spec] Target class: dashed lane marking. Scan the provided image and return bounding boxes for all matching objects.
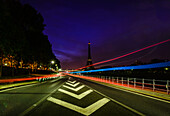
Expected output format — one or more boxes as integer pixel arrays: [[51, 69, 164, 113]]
[[62, 85, 85, 92], [47, 97, 110, 116], [58, 89, 93, 99], [66, 82, 80, 87]]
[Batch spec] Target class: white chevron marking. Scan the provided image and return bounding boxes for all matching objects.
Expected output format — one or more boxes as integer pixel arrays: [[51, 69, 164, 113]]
[[62, 85, 85, 92], [58, 89, 93, 99], [47, 97, 110, 116], [66, 82, 80, 87], [67, 80, 76, 84]]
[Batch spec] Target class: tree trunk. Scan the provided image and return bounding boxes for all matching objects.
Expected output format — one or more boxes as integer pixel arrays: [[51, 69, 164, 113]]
[[11, 57, 14, 76], [0, 56, 2, 78], [0, 50, 3, 78]]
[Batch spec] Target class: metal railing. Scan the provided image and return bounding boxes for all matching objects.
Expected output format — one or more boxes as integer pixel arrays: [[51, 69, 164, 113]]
[[80, 74, 170, 94]]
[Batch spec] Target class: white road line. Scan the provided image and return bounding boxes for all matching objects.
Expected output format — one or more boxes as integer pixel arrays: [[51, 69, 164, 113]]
[[19, 82, 65, 116], [62, 85, 85, 92], [116, 87, 170, 104], [50, 78, 60, 83], [58, 89, 93, 99], [85, 84, 145, 116], [67, 80, 76, 84], [98, 83, 170, 104], [47, 97, 110, 116], [65, 82, 80, 87], [0, 83, 38, 93]]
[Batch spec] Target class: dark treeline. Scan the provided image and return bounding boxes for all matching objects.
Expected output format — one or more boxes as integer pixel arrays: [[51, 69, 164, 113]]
[[0, 0, 60, 77]]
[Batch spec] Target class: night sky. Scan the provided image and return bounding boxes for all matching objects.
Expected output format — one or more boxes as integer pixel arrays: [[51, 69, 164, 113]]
[[20, 0, 170, 69]]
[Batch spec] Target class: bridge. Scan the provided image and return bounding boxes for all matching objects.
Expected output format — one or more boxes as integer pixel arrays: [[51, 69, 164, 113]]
[[0, 40, 170, 116]]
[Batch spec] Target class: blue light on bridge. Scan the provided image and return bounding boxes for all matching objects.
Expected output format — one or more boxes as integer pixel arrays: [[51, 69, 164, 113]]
[[69, 61, 170, 74]]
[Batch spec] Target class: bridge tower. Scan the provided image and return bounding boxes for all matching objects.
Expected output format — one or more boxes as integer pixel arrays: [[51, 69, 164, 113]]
[[86, 42, 94, 70]]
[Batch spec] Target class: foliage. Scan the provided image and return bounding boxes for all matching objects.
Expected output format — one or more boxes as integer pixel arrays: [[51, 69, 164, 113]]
[[0, 0, 60, 71]]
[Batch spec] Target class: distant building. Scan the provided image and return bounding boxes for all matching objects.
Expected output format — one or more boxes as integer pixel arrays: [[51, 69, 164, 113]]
[[86, 42, 94, 70]]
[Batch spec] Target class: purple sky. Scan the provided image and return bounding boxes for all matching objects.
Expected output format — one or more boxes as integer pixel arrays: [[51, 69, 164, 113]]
[[21, 0, 170, 69]]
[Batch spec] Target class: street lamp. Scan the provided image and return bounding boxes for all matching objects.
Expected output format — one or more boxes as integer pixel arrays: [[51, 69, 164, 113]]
[[51, 61, 55, 64]]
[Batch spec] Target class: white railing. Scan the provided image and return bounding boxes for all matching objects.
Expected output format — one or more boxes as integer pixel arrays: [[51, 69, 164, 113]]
[[80, 74, 170, 94]]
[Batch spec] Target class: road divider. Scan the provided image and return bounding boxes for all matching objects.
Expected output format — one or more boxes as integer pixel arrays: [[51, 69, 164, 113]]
[[65, 82, 80, 87], [58, 88, 93, 99], [47, 96, 110, 116], [62, 85, 85, 92], [67, 80, 77, 84]]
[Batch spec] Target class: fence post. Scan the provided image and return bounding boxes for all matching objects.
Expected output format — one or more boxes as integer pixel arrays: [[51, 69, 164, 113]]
[[153, 79, 155, 91], [127, 78, 129, 87], [122, 77, 123, 85], [166, 80, 169, 94], [134, 78, 136, 88], [142, 78, 144, 89], [117, 77, 118, 83]]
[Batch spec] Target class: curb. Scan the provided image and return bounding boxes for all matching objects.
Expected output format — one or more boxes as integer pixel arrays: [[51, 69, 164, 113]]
[[73, 76, 170, 102], [0, 81, 39, 91]]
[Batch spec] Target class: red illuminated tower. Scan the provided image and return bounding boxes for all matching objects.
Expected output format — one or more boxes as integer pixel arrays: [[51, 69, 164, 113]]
[[86, 42, 94, 70]]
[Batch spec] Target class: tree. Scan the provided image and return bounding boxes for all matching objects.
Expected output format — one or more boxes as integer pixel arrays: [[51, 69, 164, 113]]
[[0, 0, 60, 77]]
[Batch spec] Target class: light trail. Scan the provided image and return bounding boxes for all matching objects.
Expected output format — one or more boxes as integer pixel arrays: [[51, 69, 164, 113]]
[[69, 61, 170, 74], [75, 39, 170, 70], [0, 74, 60, 83]]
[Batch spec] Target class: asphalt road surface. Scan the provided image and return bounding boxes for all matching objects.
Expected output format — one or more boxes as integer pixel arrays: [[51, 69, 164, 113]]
[[0, 75, 169, 116]]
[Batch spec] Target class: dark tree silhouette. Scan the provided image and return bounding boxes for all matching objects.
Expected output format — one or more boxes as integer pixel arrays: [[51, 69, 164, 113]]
[[0, 0, 60, 77]]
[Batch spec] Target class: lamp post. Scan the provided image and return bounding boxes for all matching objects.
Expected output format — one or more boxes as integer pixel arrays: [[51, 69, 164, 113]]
[[50, 60, 55, 70]]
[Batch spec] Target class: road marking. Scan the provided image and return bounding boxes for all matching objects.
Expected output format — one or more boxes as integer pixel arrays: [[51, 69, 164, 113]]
[[58, 89, 93, 99], [112, 86, 170, 104], [63, 85, 85, 92], [0, 83, 38, 93], [67, 80, 77, 84], [19, 81, 65, 116], [66, 82, 80, 87], [50, 78, 61, 83], [84, 84, 145, 116], [47, 97, 110, 116], [94, 82, 170, 104]]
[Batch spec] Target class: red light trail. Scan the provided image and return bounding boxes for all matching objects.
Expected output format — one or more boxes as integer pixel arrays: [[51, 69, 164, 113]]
[[75, 39, 170, 70], [0, 74, 61, 83]]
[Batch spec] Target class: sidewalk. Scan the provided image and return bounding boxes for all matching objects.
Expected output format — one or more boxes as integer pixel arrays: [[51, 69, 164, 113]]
[[67, 74, 170, 101]]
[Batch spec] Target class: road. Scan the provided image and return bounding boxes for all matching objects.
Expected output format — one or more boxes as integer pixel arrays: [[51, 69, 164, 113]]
[[0, 77, 66, 116], [0, 75, 169, 116]]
